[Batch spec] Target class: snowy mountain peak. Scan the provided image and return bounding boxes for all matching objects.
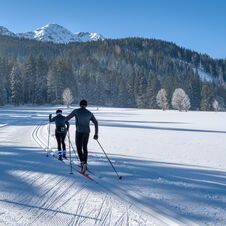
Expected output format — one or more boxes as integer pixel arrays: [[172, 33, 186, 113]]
[[32, 23, 81, 43], [0, 26, 15, 37], [75, 32, 104, 42], [13, 24, 104, 43]]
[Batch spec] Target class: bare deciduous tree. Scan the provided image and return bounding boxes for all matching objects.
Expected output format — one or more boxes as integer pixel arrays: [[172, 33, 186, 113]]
[[62, 88, 73, 108], [172, 88, 190, 111], [156, 88, 168, 110]]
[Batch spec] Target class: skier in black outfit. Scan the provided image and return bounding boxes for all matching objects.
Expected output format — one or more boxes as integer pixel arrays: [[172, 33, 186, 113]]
[[49, 109, 69, 161], [66, 100, 98, 173]]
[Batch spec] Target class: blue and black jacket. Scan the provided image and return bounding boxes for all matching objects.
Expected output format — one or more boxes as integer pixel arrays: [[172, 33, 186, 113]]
[[66, 107, 98, 135], [49, 113, 69, 134]]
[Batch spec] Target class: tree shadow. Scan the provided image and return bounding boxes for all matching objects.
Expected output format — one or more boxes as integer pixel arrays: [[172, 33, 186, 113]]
[[0, 199, 100, 221], [86, 151, 226, 225], [1, 144, 226, 225], [100, 119, 188, 125], [98, 120, 226, 134]]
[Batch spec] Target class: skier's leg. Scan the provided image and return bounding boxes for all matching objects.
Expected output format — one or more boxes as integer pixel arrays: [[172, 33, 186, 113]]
[[76, 132, 84, 163], [62, 133, 67, 158], [56, 132, 62, 160], [83, 133, 90, 164], [81, 133, 89, 173]]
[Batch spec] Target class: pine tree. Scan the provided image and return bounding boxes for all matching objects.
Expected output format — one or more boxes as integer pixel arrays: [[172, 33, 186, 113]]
[[10, 62, 22, 105], [118, 80, 129, 107], [134, 73, 147, 108], [47, 59, 58, 104], [201, 82, 214, 111], [0, 80, 7, 105], [126, 73, 136, 107], [96, 75, 105, 106], [35, 54, 48, 104], [23, 54, 37, 103], [0, 59, 7, 105], [162, 74, 179, 108], [146, 74, 161, 109], [0, 57, 12, 105], [191, 69, 202, 110]]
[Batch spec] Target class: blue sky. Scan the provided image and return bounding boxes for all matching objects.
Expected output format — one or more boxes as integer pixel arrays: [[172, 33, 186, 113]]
[[0, 0, 225, 59]]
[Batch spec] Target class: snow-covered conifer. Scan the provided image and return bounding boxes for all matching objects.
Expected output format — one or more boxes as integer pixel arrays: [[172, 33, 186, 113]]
[[156, 88, 168, 110], [62, 88, 73, 108], [172, 88, 190, 111], [213, 99, 219, 111], [212, 98, 224, 111]]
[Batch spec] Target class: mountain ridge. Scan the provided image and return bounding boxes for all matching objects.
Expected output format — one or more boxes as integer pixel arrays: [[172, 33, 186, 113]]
[[0, 24, 104, 43]]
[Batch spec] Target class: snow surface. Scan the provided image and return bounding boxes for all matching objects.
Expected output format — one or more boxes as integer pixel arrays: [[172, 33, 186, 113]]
[[193, 68, 214, 82], [175, 58, 215, 83], [0, 106, 226, 225]]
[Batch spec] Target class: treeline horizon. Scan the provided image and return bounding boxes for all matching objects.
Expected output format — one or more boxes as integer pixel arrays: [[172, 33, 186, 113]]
[[0, 35, 226, 111]]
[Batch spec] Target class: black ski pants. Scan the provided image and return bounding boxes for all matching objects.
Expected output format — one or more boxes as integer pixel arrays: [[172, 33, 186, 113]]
[[76, 132, 89, 164], [55, 132, 66, 155]]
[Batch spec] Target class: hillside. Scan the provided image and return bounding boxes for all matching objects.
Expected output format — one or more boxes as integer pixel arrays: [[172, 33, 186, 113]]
[[0, 34, 226, 110]]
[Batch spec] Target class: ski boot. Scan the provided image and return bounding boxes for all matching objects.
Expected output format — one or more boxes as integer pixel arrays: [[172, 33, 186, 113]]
[[82, 163, 87, 174], [58, 155, 63, 161]]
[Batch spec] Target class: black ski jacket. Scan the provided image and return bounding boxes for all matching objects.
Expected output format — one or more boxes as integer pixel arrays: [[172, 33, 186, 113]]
[[66, 107, 98, 135], [49, 113, 69, 134]]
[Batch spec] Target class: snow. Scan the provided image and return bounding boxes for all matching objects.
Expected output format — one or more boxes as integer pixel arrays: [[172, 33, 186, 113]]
[[174, 58, 215, 82], [0, 26, 15, 37], [17, 31, 36, 40], [75, 32, 104, 42], [0, 24, 104, 43], [193, 68, 215, 82], [0, 106, 226, 225], [15, 24, 104, 43]]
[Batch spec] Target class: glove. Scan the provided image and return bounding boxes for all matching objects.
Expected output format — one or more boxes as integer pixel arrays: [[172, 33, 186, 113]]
[[93, 134, 98, 140], [49, 114, 52, 120]]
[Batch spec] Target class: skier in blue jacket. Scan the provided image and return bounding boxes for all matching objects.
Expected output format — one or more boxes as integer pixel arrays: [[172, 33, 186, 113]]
[[66, 100, 98, 173], [49, 109, 69, 160]]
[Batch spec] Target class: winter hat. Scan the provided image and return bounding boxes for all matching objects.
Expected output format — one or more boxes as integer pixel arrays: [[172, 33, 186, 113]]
[[56, 109, 62, 114], [80, 99, 87, 107]]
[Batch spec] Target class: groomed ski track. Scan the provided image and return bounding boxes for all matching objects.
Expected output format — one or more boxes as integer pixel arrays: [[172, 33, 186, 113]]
[[1, 122, 161, 226], [32, 123, 189, 226], [0, 110, 180, 226]]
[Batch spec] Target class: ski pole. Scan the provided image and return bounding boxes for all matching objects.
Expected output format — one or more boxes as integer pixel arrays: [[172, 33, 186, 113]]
[[67, 128, 73, 174], [68, 134, 79, 161], [47, 121, 50, 157], [96, 140, 122, 180]]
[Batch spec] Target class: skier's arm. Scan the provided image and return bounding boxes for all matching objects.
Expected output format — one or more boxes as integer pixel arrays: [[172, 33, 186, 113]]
[[66, 109, 77, 121], [49, 114, 56, 122], [66, 121, 70, 131], [91, 114, 98, 136]]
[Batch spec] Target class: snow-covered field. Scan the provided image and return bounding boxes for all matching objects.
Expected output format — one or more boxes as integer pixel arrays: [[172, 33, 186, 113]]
[[0, 106, 225, 226]]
